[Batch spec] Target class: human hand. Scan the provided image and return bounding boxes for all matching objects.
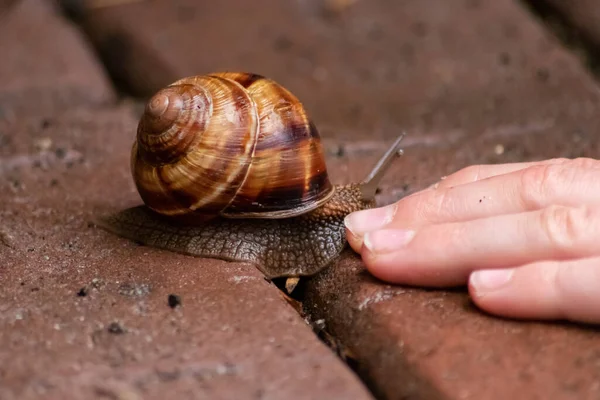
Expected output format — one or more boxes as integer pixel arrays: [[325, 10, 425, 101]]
[[344, 157, 600, 325]]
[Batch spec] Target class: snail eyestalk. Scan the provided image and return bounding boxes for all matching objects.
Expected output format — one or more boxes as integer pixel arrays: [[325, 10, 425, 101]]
[[360, 133, 406, 201]]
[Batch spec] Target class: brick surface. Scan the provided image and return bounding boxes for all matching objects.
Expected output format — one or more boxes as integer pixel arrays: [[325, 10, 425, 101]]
[[306, 126, 600, 400], [300, 2, 600, 399], [0, 2, 374, 399], [0, 105, 374, 400], [22, 0, 600, 399], [67, 0, 600, 143], [0, 0, 115, 115]]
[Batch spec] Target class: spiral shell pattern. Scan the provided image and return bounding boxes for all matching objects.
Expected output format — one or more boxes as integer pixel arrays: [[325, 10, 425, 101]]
[[132, 72, 334, 220]]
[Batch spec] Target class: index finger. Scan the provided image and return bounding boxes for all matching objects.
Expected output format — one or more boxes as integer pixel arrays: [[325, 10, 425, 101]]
[[434, 158, 571, 189]]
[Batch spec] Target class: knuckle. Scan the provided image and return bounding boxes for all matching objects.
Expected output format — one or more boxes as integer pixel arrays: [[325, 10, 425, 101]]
[[519, 164, 553, 209], [539, 205, 592, 252], [519, 163, 568, 209], [545, 157, 571, 165], [568, 157, 600, 170], [456, 165, 483, 181], [433, 189, 450, 216], [416, 189, 449, 221], [519, 158, 599, 209], [434, 165, 481, 189]]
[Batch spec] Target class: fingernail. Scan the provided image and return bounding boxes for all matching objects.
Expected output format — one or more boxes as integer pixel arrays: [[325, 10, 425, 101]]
[[363, 229, 415, 254], [344, 204, 397, 236], [470, 269, 514, 292]]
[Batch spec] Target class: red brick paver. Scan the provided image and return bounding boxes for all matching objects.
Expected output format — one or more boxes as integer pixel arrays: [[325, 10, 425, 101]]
[[0, 2, 376, 399], [10, 0, 600, 398], [68, 0, 598, 145], [0, 0, 115, 115], [306, 127, 600, 400]]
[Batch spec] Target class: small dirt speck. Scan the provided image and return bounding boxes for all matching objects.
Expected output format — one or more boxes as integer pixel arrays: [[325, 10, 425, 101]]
[[328, 144, 345, 158], [498, 52, 511, 66], [168, 294, 181, 308], [9, 177, 21, 191], [91, 278, 105, 289], [107, 322, 125, 334], [119, 282, 151, 297], [77, 287, 88, 297], [54, 147, 66, 159], [156, 367, 181, 382], [536, 68, 550, 82], [273, 35, 293, 51], [40, 119, 52, 129], [0, 230, 15, 249], [33, 137, 52, 151]]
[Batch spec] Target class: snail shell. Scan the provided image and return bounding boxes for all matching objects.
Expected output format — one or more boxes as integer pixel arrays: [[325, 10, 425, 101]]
[[99, 71, 406, 279], [132, 72, 334, 222]]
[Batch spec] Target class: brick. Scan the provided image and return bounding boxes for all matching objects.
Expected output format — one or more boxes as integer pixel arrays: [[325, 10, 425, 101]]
[[24, 0, 600, 398], [0, 0, 115, 115], [0, 105, 374, 400], [304, 98, 600, 400], [305, 248, 600, 400], [55, 0, 600, 398], [0, 2, 374, 396], [310, 21, 600, 399], [64, 0, 599, 143]]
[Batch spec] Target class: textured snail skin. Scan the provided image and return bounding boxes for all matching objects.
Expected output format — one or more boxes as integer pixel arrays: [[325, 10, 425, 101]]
[[98, 184, 373, 279], [133, 72, 334, 221], [101, 72, 404, 278]]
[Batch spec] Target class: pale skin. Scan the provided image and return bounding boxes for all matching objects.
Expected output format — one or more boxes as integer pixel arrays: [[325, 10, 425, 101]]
[[344, 157, 600, 325]]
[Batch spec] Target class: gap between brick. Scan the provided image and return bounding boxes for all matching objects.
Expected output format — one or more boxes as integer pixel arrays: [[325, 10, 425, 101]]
[[518, 0, 600, 82]]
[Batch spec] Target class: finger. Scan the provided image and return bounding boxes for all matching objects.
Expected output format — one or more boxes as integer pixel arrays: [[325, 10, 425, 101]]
[[346, 226, 365, 253], [434, 158, 571, 189], [345, 157, 600, 250], [359, 204, 600, 287], [469, 257, 600, 324]]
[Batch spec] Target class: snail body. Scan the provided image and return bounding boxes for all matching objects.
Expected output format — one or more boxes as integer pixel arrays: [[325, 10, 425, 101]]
[[99, 72, 405, 279]]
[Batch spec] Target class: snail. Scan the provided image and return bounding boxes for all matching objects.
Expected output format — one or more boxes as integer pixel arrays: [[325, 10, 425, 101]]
[[98, 72, 405, 280]]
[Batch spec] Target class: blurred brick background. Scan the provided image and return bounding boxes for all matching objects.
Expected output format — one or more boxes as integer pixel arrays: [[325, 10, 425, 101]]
[[1, 0, 600, 399]]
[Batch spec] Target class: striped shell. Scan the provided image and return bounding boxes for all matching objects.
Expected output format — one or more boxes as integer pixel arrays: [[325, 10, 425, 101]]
[[131, 72, 335, 221]]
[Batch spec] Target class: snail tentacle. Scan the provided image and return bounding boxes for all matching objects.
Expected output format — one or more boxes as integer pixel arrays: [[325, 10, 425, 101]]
[[100, 72, 406, 278]]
